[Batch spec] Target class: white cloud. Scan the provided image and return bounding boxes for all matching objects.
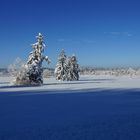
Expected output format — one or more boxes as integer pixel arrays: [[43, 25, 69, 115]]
[[123, 32, 133, 37], [104, 31, 133, 37]]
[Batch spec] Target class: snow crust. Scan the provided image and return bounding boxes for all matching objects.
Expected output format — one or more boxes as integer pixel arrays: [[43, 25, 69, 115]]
[[1, 75, 140, 93]]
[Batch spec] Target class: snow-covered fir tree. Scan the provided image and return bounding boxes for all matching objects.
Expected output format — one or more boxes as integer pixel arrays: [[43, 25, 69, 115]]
[[67, 54, 79, 81], [15, 33, 51, 85], [55, 49, 68, 81], [55, 50, 80, 81]]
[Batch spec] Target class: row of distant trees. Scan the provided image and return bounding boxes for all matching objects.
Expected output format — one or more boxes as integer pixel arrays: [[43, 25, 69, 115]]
[[79, 67, 140, 77], [43, 67, 140, 78]]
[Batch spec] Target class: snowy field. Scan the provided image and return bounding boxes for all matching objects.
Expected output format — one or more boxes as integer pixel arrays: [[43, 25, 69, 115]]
[[0, 75, 140, 139], [1, 75, 140, 92]]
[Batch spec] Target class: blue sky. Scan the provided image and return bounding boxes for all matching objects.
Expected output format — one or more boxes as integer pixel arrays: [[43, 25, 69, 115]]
[[0, 0, 140, 68]]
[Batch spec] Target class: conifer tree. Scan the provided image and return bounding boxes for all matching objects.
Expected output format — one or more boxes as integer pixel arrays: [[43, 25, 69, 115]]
[[67, 55, 79, 81], [55, 49, 68, 81], [55, 51, 80, 81], [16, 33, 50, 85]]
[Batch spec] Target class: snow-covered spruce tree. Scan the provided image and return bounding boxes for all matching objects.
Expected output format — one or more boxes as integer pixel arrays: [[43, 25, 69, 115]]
[[67, 54, 79, 81], [16, 33, 51, 86], [55, 49, 68, 81], [55, 51, 80, 81]]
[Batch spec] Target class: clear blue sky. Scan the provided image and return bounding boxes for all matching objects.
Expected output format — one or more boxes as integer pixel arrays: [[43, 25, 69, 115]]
[[0, 0, 140, 68]]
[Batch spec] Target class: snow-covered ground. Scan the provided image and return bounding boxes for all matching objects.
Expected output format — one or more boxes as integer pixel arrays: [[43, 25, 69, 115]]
[[0, 75, 140, 93], [1, 75, 140, 140]]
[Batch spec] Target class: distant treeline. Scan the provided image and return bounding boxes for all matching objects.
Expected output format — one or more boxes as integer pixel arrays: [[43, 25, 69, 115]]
[[1, 67, 140, 77]]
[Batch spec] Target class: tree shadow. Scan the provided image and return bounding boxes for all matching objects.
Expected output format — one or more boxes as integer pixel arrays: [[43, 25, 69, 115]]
[[43, 81, 101, 86], [79, 79, 115, 82], [0, 79, 115, 90], [0, 84, 39, 89], [0, 82, 10, 84]]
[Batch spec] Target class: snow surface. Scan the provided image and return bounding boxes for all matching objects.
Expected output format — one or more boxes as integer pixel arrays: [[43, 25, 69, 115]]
[[0, 85, 140, 140], [1, 75, 140, 140], [1, 75, 140, 93]]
